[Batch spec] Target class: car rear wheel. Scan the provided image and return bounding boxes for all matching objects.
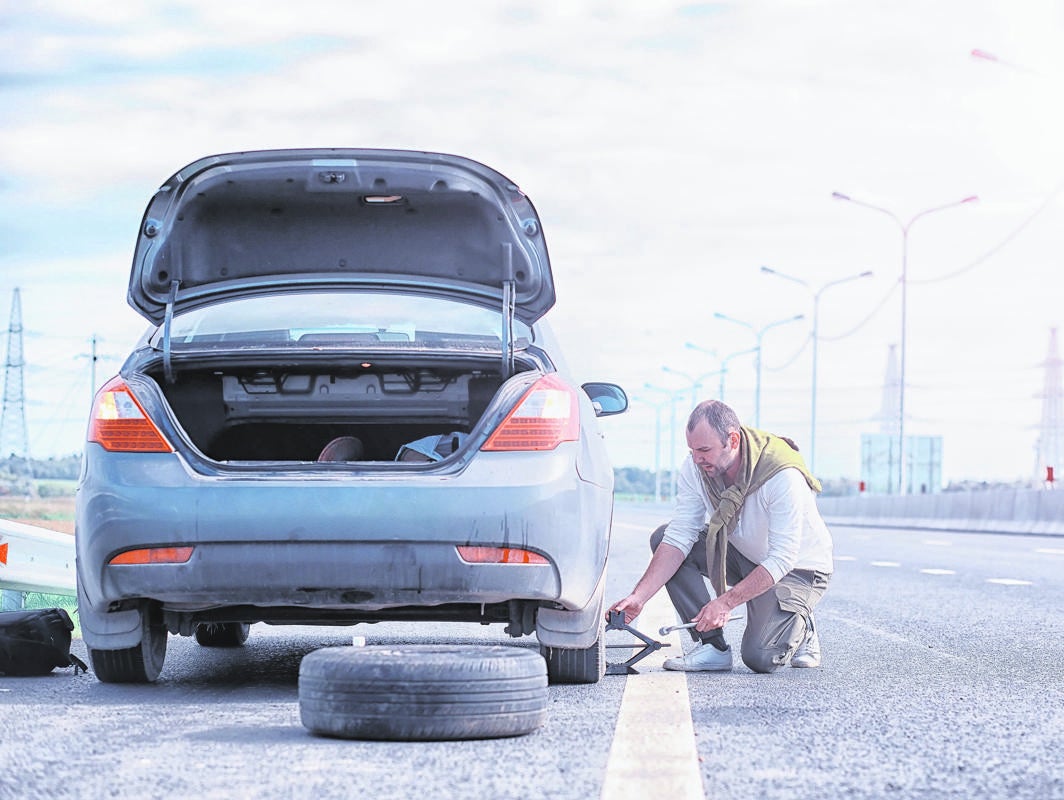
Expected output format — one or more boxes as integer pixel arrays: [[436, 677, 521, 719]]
[[194, 622, 250, 647], [299, 644, 548, 740], [540, 620, 606, 684], [88, 604, 167, 683]]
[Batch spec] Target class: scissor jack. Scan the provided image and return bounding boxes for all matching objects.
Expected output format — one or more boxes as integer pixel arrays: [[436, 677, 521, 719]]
[[604, 609, 672, 675]]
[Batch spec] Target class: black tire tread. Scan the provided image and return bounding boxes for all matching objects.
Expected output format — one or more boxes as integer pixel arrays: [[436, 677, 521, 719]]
[[88, 613, 167, 683], [89, 647, 148, 683], [541, 624, 606, 684], [298, 645, 547, 741]]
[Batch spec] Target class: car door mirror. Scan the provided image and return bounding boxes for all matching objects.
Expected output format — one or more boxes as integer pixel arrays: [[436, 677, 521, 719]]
[[581, 382, 628, 417]]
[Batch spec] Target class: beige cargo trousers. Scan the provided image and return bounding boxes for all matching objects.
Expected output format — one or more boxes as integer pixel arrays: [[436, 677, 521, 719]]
[[650, 524, 830, 673]]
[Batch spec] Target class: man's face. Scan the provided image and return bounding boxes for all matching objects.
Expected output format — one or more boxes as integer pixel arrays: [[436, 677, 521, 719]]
[[687, 421, 740, 480]]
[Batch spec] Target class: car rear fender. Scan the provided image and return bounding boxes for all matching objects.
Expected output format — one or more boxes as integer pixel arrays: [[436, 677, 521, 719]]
[[535, 567, 605, 649], [76, 572, 146, 650]]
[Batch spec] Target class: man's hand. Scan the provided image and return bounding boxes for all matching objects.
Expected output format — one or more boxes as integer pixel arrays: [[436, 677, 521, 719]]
[[694, 565, 777, 631], [606, 540, 687, 627], [607, 595, 645, 625], [693, 597, 731, 631]]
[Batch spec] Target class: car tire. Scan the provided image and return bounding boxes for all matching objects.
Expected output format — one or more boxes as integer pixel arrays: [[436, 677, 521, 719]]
[[88, 604, 167, 683], [194, 622, 251, 647], [299, 644, 548, 741], [540, 620, 606, 684]]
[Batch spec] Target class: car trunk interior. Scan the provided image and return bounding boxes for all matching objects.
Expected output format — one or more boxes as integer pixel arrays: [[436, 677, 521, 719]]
[[147, 362, 512, 462]]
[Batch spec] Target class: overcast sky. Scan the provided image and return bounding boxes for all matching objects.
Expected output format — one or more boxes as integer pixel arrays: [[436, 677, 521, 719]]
[[2, 1, 1063, 484]]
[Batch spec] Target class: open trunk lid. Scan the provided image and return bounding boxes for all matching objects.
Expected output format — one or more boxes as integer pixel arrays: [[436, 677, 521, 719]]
[[128, 148, 556, 326]]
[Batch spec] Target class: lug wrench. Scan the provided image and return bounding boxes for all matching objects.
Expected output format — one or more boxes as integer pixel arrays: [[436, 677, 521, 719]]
[[660, 612, 744, 636], [658, 622, 697, 636]]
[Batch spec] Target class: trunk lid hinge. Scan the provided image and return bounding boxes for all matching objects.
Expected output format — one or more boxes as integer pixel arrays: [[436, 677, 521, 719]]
[[500, 243, 515, 379], [162, 279, 180, 384]]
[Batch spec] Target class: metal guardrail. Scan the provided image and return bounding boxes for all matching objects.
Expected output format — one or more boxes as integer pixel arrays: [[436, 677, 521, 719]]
[[0, 517, 77, 597]]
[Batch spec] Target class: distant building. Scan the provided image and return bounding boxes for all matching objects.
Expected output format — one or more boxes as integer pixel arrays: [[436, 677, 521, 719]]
[[863, 344, 942, 494], [861, 433, 942, 495]]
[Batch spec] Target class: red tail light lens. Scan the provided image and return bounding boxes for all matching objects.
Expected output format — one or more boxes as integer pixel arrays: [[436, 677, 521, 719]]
[[109, 546, 194, 565], [88, 377, 173, 453], [456, 546, 549, 565], [481, 373, 579, 452]]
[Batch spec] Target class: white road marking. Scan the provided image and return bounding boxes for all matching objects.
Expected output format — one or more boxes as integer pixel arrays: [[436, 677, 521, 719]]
[[601, 591, 703, 800], [920, 568, 956, 575], [1034, 548, 1064, 556], [828, 615, 965, 662], [870, 561, 901, 567], [986, 578, 1033, 586], [834, 555, 857, 562]]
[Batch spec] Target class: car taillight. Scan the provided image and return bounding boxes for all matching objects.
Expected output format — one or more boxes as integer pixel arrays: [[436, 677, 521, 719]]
[[87, 376, 173, 453], [480, 373, 579, 452]]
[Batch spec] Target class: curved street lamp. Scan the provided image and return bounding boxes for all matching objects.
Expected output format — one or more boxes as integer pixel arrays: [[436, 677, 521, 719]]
[[760, 265, 873, 474], [712, 312, 805, 427], [832, 191, 978, 493], [684, 342, 758, 405], [662, 365, 721, 410]]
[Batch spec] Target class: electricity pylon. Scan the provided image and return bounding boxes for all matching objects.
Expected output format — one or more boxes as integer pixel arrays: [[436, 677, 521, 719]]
[[0, 287, 29, 459]]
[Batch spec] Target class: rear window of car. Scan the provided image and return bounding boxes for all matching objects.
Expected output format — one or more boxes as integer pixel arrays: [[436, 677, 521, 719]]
[[152, 291, 533, 352]]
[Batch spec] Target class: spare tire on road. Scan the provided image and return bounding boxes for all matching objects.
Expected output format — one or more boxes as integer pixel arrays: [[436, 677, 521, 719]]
[[299, 644, 548, 741]]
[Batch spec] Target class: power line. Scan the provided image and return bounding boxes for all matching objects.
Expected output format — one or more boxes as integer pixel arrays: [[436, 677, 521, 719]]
[[912, 180, 1064, 286], [764, 332, 812, 372], [818, 281, 899, 343], [816, 181, 1063, 344]]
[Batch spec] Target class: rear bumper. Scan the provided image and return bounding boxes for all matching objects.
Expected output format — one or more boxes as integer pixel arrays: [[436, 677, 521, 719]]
[[76, 444, 612, 644], [93, 540, 562, 610]]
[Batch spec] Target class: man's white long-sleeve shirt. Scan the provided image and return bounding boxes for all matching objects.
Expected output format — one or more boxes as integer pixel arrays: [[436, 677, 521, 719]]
[[660, 455, 834, 583]]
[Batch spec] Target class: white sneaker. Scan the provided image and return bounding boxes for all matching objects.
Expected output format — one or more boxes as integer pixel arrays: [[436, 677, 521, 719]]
[[791, 622, 821, 668], [663, 642, 732, 672]]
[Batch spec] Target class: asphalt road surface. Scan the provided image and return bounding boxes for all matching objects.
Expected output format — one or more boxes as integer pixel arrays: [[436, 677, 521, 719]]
[[2, 500, 1062, 800]]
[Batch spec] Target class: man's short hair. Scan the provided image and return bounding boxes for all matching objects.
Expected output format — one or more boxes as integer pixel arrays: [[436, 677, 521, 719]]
[[686, 400, 742, 442]]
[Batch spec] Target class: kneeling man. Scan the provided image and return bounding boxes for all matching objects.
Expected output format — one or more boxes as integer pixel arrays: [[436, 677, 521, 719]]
[[610, 399, 833, 672]]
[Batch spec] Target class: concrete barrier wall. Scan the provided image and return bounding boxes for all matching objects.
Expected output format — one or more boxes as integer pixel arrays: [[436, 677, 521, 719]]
[[817, 488, 1064, 535]]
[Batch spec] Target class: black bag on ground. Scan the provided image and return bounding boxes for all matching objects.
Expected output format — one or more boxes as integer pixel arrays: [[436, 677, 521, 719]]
[[0, 607, 89, 676]]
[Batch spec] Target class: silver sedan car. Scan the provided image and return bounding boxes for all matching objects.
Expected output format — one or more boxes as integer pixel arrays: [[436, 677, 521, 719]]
[[75, 149, 627, 684]]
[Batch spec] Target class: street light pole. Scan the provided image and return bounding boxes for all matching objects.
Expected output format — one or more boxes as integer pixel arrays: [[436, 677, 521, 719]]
[[685, 342, 758, 404], [832, 191, 978, 493], [645, 383, 686, 501], [662, 365, 722, 410], [712, 313, 804, 427], [760, 266, 873, 474], [633, 395, 668, 502]]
